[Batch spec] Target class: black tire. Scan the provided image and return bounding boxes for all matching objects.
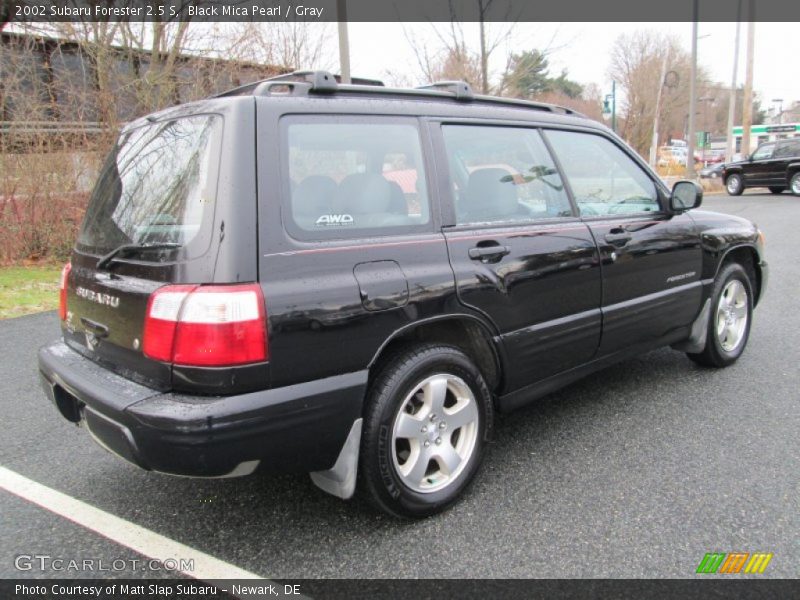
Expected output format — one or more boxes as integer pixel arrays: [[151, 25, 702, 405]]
[[725, 173, 744, 196], [359, 344, 493, 518], [790, 172, 800, 196], [768, 186, 785, 194], [687, 263, 753, 368]]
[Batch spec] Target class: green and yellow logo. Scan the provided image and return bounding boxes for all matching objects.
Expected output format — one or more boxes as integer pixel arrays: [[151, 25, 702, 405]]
[[696, 552, 773, 574]]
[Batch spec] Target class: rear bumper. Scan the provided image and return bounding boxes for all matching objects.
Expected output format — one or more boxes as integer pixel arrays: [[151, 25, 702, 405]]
[[38, 341, 366, 477]]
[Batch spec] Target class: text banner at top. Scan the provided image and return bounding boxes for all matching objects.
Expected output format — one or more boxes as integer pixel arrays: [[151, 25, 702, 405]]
[[5, 0, 800, 23]]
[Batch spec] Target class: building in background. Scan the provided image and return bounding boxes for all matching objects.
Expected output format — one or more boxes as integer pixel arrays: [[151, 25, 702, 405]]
[[0, 30, 287, 132], [732, 123, 800, 154]]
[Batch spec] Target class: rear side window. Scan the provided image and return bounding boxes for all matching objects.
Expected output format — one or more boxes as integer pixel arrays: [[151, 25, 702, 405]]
[[285, 120, 430, 237], [751, 143, 775, 161], [77, 115, 221, 255], [545, 130, 659, 216], [442, 125, 573, 225]]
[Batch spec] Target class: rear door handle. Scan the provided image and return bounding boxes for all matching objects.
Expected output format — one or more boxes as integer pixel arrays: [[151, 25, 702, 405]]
[[80, 317, 109, 338], [604, 232, 632, 247], [468, 245, 510, 262]]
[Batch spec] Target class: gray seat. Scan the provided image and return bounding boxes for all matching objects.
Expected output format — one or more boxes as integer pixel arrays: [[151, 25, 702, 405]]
[[292, 175, 337, 229], [386, 181, 408, 216], [459, 167, 522, 223], [334, 173, 397, 228]]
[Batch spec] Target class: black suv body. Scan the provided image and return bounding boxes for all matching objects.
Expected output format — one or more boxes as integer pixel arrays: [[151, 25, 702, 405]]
[[723, 137, 800, 195], [39, 73, 768, 517]]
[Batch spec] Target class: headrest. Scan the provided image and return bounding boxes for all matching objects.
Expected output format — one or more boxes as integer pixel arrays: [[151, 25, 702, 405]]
[[293, 175, 336, 217], [461, 168, 519, 221], [336, 173, 392, 215]]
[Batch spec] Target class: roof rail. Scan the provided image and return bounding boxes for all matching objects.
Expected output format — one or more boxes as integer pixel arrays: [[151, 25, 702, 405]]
[[416, 81, 474, 101], [474, 95, 584, 117], [212, 71, 584, 117]]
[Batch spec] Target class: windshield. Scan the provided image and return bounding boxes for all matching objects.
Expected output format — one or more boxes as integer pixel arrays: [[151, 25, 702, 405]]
[[77, 115, 221, 256]]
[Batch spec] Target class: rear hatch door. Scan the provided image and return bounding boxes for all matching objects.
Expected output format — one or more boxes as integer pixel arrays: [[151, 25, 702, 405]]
[[64, 113, 224, 391]]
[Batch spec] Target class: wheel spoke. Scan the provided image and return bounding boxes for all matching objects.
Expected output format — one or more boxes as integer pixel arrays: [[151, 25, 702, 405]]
[[729, 280, 743, 301], [424, 376, 449, 414], [731, 304, 747, 319], [434, 443, 462, 475], [720, 289, 732, 307], [446, 399, 477, 430], [401, 445, 430, 485], [395, 412, 424, 439], [725, 323, 738, 346], [716, 313, 726, 336]]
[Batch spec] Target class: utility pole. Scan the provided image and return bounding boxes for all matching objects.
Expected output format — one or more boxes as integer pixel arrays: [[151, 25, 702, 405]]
[[741, 1, 755, 157], [686, 0, 698, 179], [336, 0, 351, 84], [479, 16, 489, 94], [725, 0, 742, 163], [649, 55, 669, 168]]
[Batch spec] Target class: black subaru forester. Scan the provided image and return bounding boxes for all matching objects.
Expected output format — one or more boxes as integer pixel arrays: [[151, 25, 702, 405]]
[[39, 72, 768, 518]]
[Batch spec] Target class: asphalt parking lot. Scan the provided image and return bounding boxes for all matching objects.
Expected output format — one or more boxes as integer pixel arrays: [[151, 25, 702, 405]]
[[1, 193, 797, 580]]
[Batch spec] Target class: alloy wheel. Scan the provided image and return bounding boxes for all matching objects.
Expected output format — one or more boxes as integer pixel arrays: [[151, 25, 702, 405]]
[[391, 374, 479, 494]]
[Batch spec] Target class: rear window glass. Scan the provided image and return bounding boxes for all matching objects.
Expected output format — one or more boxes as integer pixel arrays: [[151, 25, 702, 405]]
[[77, 115, 221, 255], [286, 121, 430, 236]]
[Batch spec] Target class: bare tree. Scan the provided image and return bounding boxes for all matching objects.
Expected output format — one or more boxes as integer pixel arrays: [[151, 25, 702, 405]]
[[609, 30, 696, 156], [224, 22, 334, 72], [405, 12, 515, 92]]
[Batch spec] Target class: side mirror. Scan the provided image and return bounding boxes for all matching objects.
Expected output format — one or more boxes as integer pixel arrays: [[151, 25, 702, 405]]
[[670, 180, 703, 212]]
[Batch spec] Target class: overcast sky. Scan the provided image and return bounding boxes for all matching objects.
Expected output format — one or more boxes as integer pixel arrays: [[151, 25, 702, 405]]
[[346, 22, 799, 115]]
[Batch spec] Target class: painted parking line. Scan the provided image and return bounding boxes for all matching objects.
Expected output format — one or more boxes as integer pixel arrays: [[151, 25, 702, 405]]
[[0, 465, 262, 581]]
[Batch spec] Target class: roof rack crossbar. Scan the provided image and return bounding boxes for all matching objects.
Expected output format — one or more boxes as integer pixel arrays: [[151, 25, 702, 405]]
[[212, 70, 338, 98], [252, 81, 312, 97], [416, 81, 474, 101], [266, 70, 338, 92]]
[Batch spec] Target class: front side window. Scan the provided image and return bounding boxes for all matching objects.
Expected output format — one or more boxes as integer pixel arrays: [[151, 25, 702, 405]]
[[545, 130, 660, 217], [286, 121, 430, 236], [752, 143, 775, 160], [442, 125, 572, 225], [774, 141, 800, 158]]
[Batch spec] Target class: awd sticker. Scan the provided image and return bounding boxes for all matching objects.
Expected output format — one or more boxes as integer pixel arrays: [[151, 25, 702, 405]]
[[315, 214, 354, 226]]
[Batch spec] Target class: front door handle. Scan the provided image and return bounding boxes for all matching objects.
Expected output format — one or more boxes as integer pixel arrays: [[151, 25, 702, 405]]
[[604, 232, 632, 247], [468, 245, 510, 262]]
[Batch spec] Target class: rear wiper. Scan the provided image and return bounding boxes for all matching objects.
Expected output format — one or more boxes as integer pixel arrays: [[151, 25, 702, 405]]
[[96, 242, 181, 270]]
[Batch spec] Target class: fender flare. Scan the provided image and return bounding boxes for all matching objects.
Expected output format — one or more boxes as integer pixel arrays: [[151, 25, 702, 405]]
[[709, 243, 764, 305], [366, 312, 504, 385]]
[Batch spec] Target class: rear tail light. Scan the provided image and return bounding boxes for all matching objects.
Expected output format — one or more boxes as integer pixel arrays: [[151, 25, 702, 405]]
[[58, 262, 71, 321], [143, 284, 268, 366]]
